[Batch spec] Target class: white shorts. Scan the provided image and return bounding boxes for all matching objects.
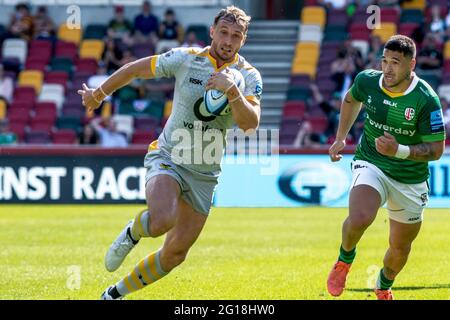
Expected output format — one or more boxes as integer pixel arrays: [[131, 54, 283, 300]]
[[350, 160, 429, 224]]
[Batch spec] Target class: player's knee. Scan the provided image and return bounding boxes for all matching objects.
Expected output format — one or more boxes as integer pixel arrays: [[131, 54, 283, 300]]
[[149, 209, 176, 237], [348, 213, 374, 230], [389, 243, 412, 257], [164, 249, 188, 270]]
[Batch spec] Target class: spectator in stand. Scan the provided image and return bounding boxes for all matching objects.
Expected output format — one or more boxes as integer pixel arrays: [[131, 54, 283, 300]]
[[103, 39, 123, 73], [108, 6, 134, 46], [0, 119, 17, 145], [292, 120, 323, 149], [181, 31, 203, 48], [159, 9, 183, 43], [90, 117, 128, 148], [416, 33, 443, 76], [366, 35, 383, 70], [310, 83, 341, 139], [0, 64, 14, 104], [88, 63, 110, 94], [5, 3, 34, 41], [119, 48, 137, 67], [429, 4, 445, 37], [79, 123, 98, 145], [134, 0, 159, 45], [331, 47, 357, 96], [33, 5, 56, 41]]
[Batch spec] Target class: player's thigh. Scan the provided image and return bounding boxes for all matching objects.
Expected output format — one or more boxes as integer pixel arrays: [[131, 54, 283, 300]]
[[386, 180, 428, 224], [389, 218, 421, 251], [349, 160, 386, 224], [146, 174, 182, 222], [349, 185, 381, 225], [162, 198, 208, 254]]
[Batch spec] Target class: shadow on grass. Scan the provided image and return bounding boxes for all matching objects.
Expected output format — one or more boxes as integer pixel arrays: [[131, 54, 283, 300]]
[[347, 284, 450, 292]]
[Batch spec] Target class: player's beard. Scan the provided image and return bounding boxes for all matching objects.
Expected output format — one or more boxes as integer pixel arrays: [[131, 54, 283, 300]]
[[212, 43, 237, 62], [385, 71, 411, 89]]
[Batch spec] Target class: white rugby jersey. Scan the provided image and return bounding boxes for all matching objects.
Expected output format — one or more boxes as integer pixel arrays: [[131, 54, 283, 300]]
[[148, 46, 263, 176]]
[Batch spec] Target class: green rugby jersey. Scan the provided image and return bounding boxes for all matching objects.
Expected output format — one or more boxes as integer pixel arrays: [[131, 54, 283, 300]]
[[350, 69, 446, 184]]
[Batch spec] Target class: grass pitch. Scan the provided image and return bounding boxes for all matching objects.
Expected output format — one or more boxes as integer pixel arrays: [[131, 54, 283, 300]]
[[0, 205, 449, 300]]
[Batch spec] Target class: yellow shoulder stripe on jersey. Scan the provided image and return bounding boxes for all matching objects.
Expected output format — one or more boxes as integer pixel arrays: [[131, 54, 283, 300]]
[[243, 61, 255, 71], [245, 96, 260, 104], [148, 140, 158, 152], [150, 55, 158, 76], [188, 47, 204, 55]]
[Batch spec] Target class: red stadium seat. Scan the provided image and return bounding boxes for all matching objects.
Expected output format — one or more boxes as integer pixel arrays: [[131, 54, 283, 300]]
[[76, 58, 98, 74], [283, 101, 306, 119], [380, 8, 400, 23], [52, 129, 77, 144], [134, 116, 160, 131], [8, 122, 26, 141], [8, 108, 30, 125], [25, 57, 47, 71], [45, 71, 69, 93], [13, 87, 36, 104], [29, 39, 52, 63], [131, 130, 157, 145], [35, 102, 57, 120], [398, 23, 419, 37], [309, 116, 328, 134], [55, 41, 78, 61], [8, 101, 34, 113]]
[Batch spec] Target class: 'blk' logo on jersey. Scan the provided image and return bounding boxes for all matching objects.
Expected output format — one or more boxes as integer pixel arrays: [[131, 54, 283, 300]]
[[404, 107, 415, 121]]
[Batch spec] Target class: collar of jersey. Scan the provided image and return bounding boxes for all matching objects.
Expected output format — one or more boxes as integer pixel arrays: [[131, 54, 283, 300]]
[[205, 47, 239, 72], [378, 72, 419, 98]]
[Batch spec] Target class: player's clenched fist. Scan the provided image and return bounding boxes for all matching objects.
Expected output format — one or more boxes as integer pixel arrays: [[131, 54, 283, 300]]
[[77, 83, 102, 112], [375, 131, 399, 157], [206, 68, 235, 92], [329, 139, 346, 162]]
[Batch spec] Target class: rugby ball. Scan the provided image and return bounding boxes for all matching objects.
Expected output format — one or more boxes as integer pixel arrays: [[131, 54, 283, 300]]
[[204, 68, 245, 116]]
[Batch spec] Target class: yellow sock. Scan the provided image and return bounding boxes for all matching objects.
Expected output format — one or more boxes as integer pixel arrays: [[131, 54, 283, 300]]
[[115, 250, 168, 296], [130, 210, 151, 241]]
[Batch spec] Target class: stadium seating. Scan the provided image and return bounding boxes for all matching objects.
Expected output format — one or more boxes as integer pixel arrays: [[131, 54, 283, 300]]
[[372, 22, 397, 43], [79, 40, 105, 62], [50, 57, 73, 74], [55, 41, 78, 61], [401, 0, 426, 10], [0, 100, 6, 120], [25, 131, 51, 144], [45, 71, 69, 93], [84, 24, 107, 40], [52, 129, 78, 144], [38, 84, 65, 110], [58, 24, 82, 45], [2, 39, 28, 64], [300, 6, 326, 28], [132, 129, 157, 145], [18, 70, 44, 94]]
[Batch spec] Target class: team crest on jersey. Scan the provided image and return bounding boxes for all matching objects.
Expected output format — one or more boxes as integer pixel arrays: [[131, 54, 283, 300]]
[[404, 108, 415, 121]]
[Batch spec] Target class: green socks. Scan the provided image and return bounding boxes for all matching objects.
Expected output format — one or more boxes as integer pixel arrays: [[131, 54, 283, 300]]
[[338, 245, 356, 264], [377, 268, 395, 290]]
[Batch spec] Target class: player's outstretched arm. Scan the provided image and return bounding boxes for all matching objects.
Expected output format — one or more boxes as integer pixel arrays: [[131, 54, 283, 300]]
[[375, 132, 445, 162], [329, 90, 362, 162], [78, 56, 156, 112], [407, 141, 444, 162]]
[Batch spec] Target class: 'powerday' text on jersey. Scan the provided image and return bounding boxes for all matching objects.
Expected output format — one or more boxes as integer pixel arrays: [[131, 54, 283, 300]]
[[149, 46, 263, 176], [350, 69, 445, 184]]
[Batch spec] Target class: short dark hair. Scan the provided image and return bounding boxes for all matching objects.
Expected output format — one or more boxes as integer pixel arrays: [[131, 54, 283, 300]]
[[384, 35, 416, 59], [214, 6, 251, 34]]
